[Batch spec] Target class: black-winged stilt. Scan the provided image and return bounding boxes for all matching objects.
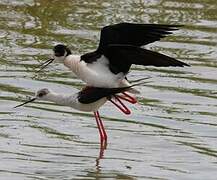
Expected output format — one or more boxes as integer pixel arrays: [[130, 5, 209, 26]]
[[14, 85, 138, 143], [38, 22, 189, 88]]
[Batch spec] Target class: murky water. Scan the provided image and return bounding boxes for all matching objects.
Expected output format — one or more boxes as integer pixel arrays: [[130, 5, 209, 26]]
[[0, 0, 217, 179]]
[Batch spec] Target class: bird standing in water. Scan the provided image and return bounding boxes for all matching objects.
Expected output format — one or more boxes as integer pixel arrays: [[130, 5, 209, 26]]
[[17, 22, 190, 160], [14, 85, 138, 143]]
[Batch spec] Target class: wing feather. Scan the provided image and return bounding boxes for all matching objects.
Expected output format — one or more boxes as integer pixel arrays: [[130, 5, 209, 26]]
[[78, 86, 130, 104], [103, 45, 189, 74], [97, 22, 181, 52]]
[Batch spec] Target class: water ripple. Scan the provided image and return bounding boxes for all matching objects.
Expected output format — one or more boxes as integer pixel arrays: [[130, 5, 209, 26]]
[[1, 0, 217, 179]]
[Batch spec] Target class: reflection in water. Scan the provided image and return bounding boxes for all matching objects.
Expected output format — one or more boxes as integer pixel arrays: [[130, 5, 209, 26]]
[[0, 0, 217, 179]]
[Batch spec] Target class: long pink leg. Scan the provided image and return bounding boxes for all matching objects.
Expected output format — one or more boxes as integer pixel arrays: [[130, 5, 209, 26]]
[[96, 142, 106, 167], [109, 95, 131, 115], [94, 112, 104, 143], [96, 129, 107, 167], [96, 111, 107, 141], [118, 92, 137, 104], [94, 111, 107, 142], [96, 111, 107, 162]]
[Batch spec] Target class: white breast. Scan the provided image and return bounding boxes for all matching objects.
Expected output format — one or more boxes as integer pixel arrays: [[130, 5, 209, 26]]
[[44, 92, 107, 112], [64, 55, 125, 88]]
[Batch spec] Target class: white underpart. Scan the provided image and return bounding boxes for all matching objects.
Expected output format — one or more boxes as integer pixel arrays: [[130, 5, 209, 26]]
[[42, 91, 107, 112], [63, 55, 127, 88]]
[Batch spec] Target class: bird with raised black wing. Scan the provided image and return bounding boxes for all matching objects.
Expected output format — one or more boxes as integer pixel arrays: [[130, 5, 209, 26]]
[[37, 22, 189, 105], [38, 22, 189, 88]]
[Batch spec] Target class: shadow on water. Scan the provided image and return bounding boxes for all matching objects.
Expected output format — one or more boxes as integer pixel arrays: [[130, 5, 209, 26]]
[[0, 0, 217, 179]]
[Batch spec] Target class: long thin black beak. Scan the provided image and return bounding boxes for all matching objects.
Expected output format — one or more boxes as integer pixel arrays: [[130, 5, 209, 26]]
[[14, 98, 36, 108], [36, 58, 54, 73]]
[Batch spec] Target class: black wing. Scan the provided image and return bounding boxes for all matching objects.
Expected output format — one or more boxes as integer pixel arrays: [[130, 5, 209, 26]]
[[103, 45, 190, 74], [97, 22, 181, 52], [78, 86, 130, 104]]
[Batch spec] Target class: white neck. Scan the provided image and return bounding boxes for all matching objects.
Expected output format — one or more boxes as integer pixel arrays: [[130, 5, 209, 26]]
[[44, 92, 78, 107], [63, 55, 81, 74], [42, 91, 107, 112]]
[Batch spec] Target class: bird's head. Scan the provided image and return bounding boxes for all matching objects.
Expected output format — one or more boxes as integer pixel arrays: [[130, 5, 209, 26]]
[[36, 88, 51, 100], [53, 44, 72, 62], [37, 44, 71, 72], [14, 88, 51, 108]]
